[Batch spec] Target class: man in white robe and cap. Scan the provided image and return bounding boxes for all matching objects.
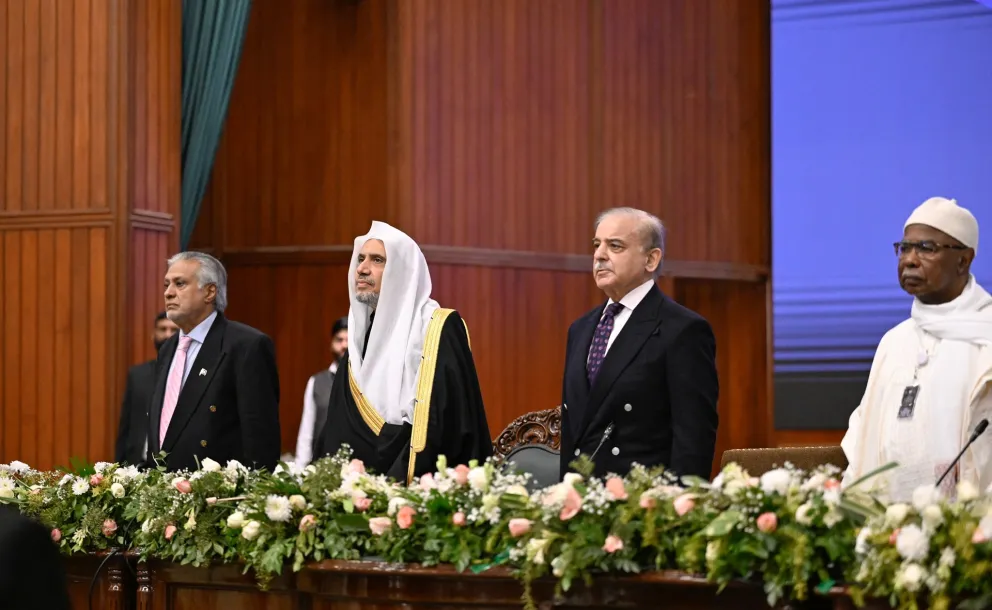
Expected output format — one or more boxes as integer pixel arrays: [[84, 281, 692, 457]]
[[842, 197, 992, 501], [316, 221, 492, 484]]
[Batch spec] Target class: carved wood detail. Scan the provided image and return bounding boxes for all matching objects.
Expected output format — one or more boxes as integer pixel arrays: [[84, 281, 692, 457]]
[[491, 406, 562, 460]]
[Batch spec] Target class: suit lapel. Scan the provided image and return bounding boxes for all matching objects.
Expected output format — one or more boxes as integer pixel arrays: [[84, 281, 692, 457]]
[[578, 285, 665, 438], [565, 306, 601, 436], [149, 338, 178, 456], [162, 315, 228, 452]]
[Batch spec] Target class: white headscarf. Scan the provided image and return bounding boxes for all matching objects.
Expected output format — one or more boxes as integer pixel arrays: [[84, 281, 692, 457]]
[[347, 221, 439, 425]]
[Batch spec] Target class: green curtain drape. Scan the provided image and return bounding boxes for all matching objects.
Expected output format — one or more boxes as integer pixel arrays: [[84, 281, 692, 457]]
[[180, 0, 252, 249]]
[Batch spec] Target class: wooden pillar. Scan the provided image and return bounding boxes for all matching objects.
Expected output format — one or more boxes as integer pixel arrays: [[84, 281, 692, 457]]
[[0, 0, 181, 469]]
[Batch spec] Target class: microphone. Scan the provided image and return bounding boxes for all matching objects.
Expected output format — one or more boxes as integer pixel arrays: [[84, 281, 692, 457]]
[[588, 422, 615, 462], [936, 418, 989, 488]]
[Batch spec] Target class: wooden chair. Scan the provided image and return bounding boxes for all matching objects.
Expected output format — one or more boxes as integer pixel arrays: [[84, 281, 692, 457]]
[[492, 406, 562, 490]]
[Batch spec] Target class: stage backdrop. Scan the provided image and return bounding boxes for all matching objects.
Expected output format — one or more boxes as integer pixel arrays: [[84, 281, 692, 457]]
[[190, 0, 773, 475], [772, 0, 992, 446]]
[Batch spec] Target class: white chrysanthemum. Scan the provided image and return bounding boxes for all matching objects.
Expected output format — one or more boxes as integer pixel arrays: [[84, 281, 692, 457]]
[[112, 465, 140, 482], [895, 563, 926, 593], [760, 468, 792, 496], [0, 477, 15, 499], [912, 485, 942, 511], [200, 457, 221, 473], [71, 478, 90, 496], [264, 495, 292, 522], [6, 461, 30, 474], [468, 466, 490, 492], [885, 503, 910, 527], [93, 462, 111, 474], [895, 524, 930, 562]]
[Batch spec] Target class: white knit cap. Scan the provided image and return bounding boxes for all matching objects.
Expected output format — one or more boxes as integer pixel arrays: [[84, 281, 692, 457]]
[[904, 196, 979, 254]]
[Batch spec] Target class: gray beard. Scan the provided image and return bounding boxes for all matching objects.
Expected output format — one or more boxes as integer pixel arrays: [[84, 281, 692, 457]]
[[356, 291, 379, 309]]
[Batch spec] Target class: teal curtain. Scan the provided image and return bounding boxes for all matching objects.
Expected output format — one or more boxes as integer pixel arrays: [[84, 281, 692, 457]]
[[180, 0, 252, 249]]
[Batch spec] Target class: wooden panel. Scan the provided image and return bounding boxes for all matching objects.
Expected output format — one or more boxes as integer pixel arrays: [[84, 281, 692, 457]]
[[774, 429, 846, 448], [0, 0, 181, 469], [192, 0, 773, 456]]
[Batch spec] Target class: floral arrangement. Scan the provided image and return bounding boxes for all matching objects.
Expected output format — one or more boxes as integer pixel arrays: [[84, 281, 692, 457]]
[[4, 450, 992, 609]]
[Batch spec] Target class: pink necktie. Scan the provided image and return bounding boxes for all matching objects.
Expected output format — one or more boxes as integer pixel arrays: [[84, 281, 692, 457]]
[[160, 335, 193, 446]]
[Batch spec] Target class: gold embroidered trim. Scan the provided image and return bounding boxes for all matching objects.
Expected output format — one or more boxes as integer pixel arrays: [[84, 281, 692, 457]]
[[348, 360, 385, 435], [406, 308, 456, 484]]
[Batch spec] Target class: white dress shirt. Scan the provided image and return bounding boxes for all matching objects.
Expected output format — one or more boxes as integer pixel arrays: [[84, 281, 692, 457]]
[[295, 361, 338, 467], [589, 279, 656, 362]]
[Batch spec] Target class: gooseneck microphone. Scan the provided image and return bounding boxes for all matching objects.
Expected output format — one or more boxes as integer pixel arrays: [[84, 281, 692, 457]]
[[936, 418, 989, 488]]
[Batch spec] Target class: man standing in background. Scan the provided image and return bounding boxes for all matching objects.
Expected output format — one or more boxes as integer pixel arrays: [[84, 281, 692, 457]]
[[560, 207, 719, 480], [149, 252, 281, 472], [115, 312, 178, 465], [295, 317, 348, 466]]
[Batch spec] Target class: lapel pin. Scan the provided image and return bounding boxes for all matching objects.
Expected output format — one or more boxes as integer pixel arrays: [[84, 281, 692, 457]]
[[199, 368, 207, 376]]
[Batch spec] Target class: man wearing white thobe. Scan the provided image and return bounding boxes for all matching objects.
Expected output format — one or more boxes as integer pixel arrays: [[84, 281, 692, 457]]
[[842, 197, 992, 501]]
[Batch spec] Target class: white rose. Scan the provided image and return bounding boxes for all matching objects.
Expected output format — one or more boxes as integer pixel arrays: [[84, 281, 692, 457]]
[[562, 473, 584, 488], [759, 468, 792, 496], [957, 480, 979, 502], [7, 461, 30, 474], [895, 563, 925, 593], [200, 458, 221, 473], [241, 520, 261, 540], [468, 467, 489, 491], [110, 483, 126, 499], [289, 494, 307, 511], [895, 524, 930, 562], [885, 503, 910, 527], [795, 502, 814, 526], [922, 505, 944, 529], [0, 478, 14, 499], [912, 485, 942, 511], [93, 462, 111, 474], [801, 473, 827, 491], [226, 511, 246, 529]]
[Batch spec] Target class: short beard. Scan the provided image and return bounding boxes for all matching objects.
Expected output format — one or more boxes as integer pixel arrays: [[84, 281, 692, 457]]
[[356, 291, 379, 309]]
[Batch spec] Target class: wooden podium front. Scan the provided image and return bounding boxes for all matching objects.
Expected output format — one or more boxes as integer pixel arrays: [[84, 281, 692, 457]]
[[63, 552, 888, 610]]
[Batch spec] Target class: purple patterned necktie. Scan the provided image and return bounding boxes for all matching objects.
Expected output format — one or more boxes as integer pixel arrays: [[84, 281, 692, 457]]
[[587, 302, 625, 385]]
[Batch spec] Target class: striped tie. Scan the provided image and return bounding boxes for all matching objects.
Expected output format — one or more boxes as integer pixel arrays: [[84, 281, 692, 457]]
[[160, 335, 193, 446]]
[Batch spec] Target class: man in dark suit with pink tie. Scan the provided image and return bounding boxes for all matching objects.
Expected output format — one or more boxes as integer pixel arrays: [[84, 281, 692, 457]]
[[560, 208, 720, 481]]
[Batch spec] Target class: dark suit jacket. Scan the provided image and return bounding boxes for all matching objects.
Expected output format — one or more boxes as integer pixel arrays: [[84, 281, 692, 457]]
[[0, 506, 71, 610], [115, 359, 156, 465], [148, 313, 281, 472], [560, 283, 719, 480]]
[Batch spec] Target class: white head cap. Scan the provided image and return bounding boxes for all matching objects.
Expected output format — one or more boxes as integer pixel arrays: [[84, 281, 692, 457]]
[[904, 197, 979, 254]]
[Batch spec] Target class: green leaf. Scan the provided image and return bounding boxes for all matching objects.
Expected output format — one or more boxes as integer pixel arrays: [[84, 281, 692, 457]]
[[703, 510, 742, 537]]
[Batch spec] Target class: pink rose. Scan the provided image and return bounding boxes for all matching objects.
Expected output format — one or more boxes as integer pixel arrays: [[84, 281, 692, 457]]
[[50, 529, 61, 543], [396, 505, 416, 530], [452, 512, 466, 527], [173, 479, 192, 494], [369, 517, 392, 536], [639, 493, 657, 510], [508, 518, 532, 537], [452, 464, 470, 486], [605, 477, 628, 500], [974, 528, 988, 544], [824, 479, 841, 492], [348, 459, 366, 475], [206, 497, 217, 506], [602, 534, 624, 553], [89, 474, 104, 487], [102, 519, 118, 537], [164, 524, 178, 540], [419, 472, 437, 491], [756, 512, 777, 533], [559, 486, 583, 521], [299, 514, 317, 532], [673, 494, 695, 516], [354, 497, 372, 512]]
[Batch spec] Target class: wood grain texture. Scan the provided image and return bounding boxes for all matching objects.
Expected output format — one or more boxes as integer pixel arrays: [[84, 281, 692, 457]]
[[0, 0, 180, 469], [193, 0, 775, 463]]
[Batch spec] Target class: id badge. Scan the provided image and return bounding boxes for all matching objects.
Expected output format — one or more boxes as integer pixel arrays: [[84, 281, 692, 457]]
[[898, 385, 919, 419]]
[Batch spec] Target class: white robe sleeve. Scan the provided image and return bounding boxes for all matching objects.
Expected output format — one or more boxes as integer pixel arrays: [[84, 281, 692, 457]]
[[294, 376, 317, 467]]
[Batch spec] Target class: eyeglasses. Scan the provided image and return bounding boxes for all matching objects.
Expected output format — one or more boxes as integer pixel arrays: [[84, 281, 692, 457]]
[[893, 240, 969, 258]]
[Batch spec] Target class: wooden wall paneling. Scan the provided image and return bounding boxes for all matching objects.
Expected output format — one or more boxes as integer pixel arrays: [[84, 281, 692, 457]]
[[0, 0, 180, 469]]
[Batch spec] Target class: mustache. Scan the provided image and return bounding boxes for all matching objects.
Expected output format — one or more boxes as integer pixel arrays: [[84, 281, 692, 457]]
[[356, 274, 375, 286], [594, 262, 612, 271]]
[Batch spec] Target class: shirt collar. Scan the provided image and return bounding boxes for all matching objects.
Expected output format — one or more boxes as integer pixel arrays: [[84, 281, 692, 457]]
[[180, 310, 218, 346], [607, 279, 655, 312]]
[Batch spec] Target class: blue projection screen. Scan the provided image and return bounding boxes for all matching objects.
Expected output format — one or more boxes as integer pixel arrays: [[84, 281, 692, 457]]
[[772, 0, 992, 429]]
